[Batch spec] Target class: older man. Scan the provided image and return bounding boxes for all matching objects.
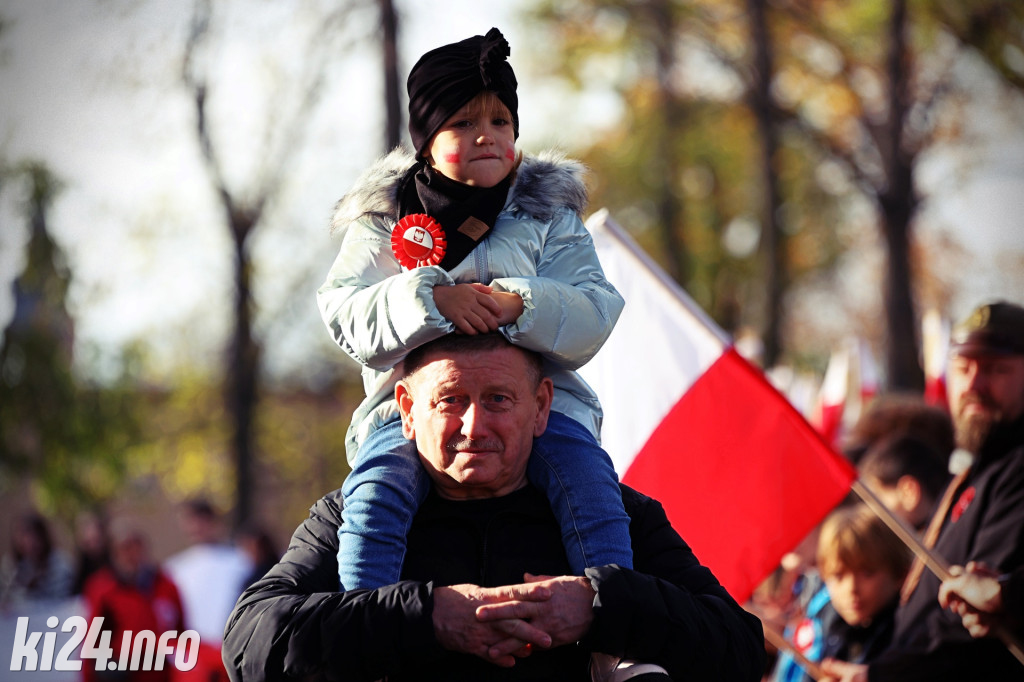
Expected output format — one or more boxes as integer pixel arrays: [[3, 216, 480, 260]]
[[823, 300, 1024, 681], [222, 333, 765, 681]]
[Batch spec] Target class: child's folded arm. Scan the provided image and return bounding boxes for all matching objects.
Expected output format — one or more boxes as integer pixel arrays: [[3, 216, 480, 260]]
[[317, 219, 455, 371], [490, 210, 624, 369]]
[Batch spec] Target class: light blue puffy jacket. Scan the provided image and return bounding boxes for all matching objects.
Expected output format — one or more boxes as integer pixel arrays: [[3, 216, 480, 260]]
[[317, 148, 624, 463]]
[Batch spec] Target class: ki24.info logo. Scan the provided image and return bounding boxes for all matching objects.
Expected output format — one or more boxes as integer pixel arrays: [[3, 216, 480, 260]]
[[9, 615, 199, 673]]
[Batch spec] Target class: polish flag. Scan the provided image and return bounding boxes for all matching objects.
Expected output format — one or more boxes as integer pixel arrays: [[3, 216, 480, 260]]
[[815, 347, 850, 450], [922, 309, 949, 410], [580, 210, 856, 602], [855, 338, 879, 408]]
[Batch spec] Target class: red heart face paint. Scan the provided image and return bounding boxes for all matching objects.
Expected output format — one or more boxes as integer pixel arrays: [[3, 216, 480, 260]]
[[505, 148, 515, 160], [444, 153, 461, 164]]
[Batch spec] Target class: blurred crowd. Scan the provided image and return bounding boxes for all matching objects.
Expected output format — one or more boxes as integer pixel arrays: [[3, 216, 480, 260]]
[[0, 499, 279, 681], [755, 395, 955, 680], [4, 303, 1023, 682]]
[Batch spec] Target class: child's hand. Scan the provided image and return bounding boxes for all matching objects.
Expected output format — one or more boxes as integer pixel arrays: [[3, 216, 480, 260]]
[[490, 291, 523, 326], [819, 659, 868, 682], [434, 283, 503, 334]]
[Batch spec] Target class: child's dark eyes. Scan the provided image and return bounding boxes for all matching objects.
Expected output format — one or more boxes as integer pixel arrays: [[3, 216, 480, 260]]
[[449, 117, 509, 130]]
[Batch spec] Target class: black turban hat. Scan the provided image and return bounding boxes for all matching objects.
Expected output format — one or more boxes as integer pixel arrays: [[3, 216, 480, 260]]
[[407, 27, 519, 160]]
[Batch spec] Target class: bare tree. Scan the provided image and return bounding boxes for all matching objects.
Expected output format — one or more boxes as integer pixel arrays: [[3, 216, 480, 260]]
[[877, 0, 921, 391], [645, 0, 688, 285], [380, 0, 401, 151], [182, 0, 355, 528], [776, 0, 927, 390], [745, 0, 786, 367]]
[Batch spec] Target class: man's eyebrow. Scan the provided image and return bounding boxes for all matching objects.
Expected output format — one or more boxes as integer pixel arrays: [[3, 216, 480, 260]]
[[482, 382, 519, 396]]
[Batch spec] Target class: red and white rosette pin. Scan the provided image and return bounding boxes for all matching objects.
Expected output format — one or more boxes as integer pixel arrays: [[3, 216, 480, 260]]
[[391, 214, 447, 268]]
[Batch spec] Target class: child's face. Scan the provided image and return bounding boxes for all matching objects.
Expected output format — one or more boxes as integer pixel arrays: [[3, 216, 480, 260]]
[[428, 98, 515, 187], [824, 563, 902, 627]]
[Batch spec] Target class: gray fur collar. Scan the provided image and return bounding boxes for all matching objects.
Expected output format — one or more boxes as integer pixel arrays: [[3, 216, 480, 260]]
[[330, 147, 588, 234]]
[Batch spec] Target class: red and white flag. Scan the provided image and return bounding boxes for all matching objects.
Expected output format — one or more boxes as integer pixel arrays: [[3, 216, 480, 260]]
[[580, 210, 856, 602], [855, 338, 879, 408], [922, 308, 949, 410], [814, 346, 850, 450]]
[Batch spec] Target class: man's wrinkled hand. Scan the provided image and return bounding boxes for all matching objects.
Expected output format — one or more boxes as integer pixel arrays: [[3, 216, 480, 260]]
[[433, 582, 554, 668], [475, 573, 596, 660], [938, 562, 1004, 638]]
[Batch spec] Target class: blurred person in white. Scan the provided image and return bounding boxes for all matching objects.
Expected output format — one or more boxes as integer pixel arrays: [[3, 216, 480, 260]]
[[164, 499, 251, 645]]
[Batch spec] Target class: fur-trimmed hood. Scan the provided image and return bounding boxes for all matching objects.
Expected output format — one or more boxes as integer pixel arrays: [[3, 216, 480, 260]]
[[330, 148, 588, 234]]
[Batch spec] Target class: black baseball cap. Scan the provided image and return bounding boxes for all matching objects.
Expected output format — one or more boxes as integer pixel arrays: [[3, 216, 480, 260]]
[[950, 301, 1024, 357]]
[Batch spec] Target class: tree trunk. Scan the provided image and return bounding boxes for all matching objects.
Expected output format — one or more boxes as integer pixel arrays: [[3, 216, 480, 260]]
[[228, 213, 259, 530], [648, 0, 686, 284], [880, 0, 924, 391], [746, 0, 786, 367], [880, 194, 921, 391], [380, 0, 401, 151]]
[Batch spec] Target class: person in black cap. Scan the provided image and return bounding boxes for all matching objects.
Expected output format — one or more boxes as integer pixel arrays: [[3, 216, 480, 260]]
[[822, 300, 1024, 681]]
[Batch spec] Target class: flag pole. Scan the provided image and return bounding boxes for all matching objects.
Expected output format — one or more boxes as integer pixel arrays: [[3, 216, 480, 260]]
[[759, 620, 824, 681], [851, 479, 951, 581], [852, 478, 1024, 667]]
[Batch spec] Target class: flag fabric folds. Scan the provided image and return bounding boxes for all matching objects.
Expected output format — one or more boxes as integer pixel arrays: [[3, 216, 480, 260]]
[[922, 308, 950, 410], [579, 210, 857, 602], [812, 338, 880, 449], [815, 347, 849, 450]]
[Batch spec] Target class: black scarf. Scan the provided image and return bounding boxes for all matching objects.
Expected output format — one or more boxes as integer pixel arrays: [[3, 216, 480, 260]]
[[397, 162, 512, 271]]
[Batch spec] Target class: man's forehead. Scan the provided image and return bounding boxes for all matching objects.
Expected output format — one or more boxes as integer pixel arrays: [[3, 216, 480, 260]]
[[415, 348, 531, 385], [422, 347, 527, 370]]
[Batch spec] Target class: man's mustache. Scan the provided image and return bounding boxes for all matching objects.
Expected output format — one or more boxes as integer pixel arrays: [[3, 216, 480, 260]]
[[447, 437, 504, 453], [957, 393, 999, 415]]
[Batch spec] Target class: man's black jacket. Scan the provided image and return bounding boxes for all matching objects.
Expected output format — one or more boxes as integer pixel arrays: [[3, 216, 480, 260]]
[[869, 416, 1024, 681], [222, 483, 765, 681]]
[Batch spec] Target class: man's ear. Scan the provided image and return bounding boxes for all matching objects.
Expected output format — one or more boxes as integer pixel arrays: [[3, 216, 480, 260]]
[[896, 475, 922, 512], [533, 377, 554, 437], [396, 381, 416, 440]]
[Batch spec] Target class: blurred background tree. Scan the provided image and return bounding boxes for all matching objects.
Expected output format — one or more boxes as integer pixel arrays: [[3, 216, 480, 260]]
[[180, 0, 361, 529], [0, 163, 140, 524], [523, 0, 1024, 387], [0, 0, 1021, 551]]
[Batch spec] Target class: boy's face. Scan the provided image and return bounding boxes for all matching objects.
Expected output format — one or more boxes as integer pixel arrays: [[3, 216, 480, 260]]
[[824, 563, 902, 627], [428, 98, 516, 188]]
